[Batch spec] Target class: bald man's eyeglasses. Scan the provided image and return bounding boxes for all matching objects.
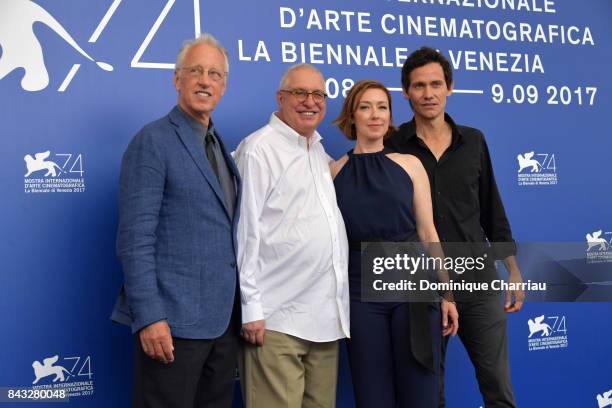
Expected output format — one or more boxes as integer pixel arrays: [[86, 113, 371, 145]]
[[280, 89, 327, 103]]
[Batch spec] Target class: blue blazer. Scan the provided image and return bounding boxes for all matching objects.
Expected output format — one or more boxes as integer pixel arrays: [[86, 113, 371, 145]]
[[111, 106, 242, 339]]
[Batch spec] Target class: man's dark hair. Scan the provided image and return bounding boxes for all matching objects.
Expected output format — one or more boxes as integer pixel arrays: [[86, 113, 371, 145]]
[[401, 46, 453, 91]]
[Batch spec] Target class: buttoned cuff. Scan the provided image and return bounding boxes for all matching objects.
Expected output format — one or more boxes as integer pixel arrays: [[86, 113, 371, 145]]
[[241, 302, 264, 324]]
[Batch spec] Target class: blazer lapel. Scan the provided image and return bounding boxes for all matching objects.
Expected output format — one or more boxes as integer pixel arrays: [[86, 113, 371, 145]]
[[169, 107, 230, 220]]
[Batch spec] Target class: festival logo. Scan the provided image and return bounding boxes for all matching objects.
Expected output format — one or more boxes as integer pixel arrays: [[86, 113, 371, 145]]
[[23, 151, 86, 193], [598, 389, 612, 408], [1, 0, 216, 92], [517, 151, 558, 186], [527, 314, 568, 351], [527, 315, 552, 338], [31, 354, 94, 398], [586, 230, 612, 264], [32, 355, 71, 384], [24, 151, 62, 177], [0, 0, 113, 92]]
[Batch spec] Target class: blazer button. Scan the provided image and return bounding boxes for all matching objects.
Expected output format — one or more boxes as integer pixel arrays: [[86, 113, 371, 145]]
[[230, 261, 237, 268]]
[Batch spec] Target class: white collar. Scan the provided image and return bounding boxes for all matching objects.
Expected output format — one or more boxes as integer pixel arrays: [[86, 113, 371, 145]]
[[269, 112, 322, 149]]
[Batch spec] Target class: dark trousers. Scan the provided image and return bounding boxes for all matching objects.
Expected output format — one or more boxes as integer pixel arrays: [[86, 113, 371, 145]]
[[347, 301, 440, 408], [439, 295, 516, 408], [133, 312, 239, 408]]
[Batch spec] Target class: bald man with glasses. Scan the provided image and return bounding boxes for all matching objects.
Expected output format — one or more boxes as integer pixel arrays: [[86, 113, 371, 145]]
[[234, 64, 350, 408]]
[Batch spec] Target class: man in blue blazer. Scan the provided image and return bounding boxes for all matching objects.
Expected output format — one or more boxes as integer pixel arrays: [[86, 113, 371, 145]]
[[111, 33, 241, 408]]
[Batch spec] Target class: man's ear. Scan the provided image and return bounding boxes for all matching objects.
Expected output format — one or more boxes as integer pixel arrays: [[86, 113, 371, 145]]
[[447, 81, 454, 96], [173, 72, 180, 92], [402, 88, 415, 111]]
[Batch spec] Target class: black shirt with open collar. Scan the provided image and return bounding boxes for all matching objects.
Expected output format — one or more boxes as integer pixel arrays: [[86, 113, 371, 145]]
[[385, 113, 517, 261]]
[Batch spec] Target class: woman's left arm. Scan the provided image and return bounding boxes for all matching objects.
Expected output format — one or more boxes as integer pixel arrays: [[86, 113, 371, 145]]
[[400, 155, 459, 336]]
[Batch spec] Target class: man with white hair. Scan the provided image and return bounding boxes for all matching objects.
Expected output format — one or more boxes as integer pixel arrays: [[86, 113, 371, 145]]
[[235, 64, 349, 407], [111, 33, 241, 407]]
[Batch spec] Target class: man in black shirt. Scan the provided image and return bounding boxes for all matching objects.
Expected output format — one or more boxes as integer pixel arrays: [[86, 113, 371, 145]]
[[385, 47, 524, 408]]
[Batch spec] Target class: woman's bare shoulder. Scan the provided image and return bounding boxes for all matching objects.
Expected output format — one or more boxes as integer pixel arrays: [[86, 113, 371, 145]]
[[386, 153, 422, 176], [330, 154, 349, 179]]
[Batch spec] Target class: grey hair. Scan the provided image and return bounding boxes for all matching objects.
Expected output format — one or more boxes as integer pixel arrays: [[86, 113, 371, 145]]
[[175, 33, 229, 75], [278, 63, 324, 90]]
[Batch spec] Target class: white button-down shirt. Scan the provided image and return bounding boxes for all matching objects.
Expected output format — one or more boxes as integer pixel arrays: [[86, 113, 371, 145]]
[[234, 113, 350, 342]]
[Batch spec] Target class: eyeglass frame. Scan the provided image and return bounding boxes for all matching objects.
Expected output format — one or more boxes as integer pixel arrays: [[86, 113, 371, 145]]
[[279, 88, 328, 103], [178, 65, 227, 82]]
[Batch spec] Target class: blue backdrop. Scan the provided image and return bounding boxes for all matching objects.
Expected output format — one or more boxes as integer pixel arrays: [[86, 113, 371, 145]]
[[1, 0, 611, 407]]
